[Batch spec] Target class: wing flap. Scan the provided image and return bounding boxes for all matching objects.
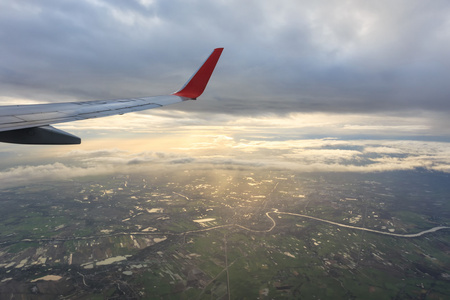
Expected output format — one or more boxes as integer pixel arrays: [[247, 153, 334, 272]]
[[0, 115, 24, 124], [15, 111, 68, 122]]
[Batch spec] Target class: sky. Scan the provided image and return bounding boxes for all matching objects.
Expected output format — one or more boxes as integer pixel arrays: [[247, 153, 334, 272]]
[[1, 0, 450, 186]]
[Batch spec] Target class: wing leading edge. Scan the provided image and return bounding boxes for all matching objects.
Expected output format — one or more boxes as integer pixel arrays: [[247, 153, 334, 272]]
[[0, 48, 224, 145]]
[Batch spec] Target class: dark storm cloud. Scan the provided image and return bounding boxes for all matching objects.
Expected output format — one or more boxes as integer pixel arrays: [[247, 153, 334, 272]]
[[1, 0, 450, 114]]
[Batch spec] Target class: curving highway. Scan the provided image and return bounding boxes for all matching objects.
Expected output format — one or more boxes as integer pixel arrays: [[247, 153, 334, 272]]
[[271, 210, 450, 238], [5, 210, 449, 247]]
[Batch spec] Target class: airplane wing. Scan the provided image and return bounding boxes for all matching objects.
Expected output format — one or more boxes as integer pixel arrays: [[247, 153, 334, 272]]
[[0, 48, 224, 145]]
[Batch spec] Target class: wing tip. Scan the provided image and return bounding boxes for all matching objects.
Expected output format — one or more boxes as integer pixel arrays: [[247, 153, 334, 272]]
[[172, 48, 224, 99]]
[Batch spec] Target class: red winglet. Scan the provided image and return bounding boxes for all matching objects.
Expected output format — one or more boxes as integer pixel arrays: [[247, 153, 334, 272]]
[[172, 48, 223, 99]]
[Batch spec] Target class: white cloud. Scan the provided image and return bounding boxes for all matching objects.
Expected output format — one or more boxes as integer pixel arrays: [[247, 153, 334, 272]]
[[1, 0, 450, 185], [1, 0, 450, 115], [3, 134, 450, 189], [0, 162, 114, 188]]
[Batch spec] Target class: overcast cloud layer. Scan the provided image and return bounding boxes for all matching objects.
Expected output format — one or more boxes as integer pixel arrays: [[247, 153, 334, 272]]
[[1, 0, 450, 115], [1, 0, 450, 179]]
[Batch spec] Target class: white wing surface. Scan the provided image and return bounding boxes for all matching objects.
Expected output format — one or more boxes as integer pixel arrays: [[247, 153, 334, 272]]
[[0, 48, 223, 145]]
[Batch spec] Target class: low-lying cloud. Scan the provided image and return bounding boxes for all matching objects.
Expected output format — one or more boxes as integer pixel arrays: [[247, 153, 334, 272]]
[[2, 135, 450, 188]]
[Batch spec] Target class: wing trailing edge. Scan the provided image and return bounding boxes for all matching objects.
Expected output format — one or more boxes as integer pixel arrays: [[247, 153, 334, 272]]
[[0, 48, 224, 145]]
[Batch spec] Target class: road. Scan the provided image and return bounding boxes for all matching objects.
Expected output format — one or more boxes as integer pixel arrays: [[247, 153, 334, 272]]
[[271, 209, 450, 238], [3, 210, 449, 247]]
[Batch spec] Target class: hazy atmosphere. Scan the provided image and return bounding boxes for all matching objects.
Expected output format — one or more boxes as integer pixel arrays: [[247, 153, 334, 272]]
[[1, 1, 450, 299], [1, 0, 450, 179]]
